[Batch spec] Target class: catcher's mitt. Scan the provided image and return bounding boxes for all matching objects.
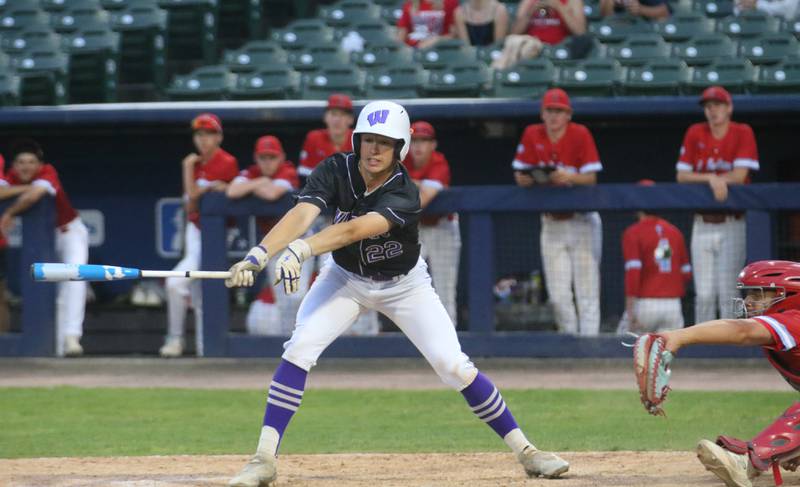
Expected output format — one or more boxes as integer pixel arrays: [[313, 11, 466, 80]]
[[633, 334, 674, 416]]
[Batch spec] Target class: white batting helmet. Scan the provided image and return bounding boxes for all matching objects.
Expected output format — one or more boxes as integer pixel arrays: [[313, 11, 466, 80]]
[[352, 100, 411, 161]]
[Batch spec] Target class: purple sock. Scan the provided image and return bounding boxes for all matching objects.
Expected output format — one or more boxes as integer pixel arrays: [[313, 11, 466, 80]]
[[460, 371, 519, 439], [263, 359, 307, 447]]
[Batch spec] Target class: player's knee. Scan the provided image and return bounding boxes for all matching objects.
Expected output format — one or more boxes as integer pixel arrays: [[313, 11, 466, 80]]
[[431, 355, 477, 390]]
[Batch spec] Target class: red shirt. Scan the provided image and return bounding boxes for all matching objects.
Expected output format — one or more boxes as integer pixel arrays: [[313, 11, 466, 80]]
[[676, 122, 759, 175], [622, 216, 691, 298], [512, 122, 602, 175], [2, 163, 78, 228], [189, 148, 238, 225], [403, 150, 452, 225], [234, 161, 299, 234], [754, 310, 800, 391], [0, 155, 6, 248], [299, 128, 353, 178], [397, 0, 459, 47], [526, 0, 571, 45]]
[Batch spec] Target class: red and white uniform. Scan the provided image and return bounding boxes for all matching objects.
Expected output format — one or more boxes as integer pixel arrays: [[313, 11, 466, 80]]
[[403, 150, 460, 323], [166, 148, 238, 354], [525, 0, 572, 45], [676, 122, 759, 323], [513, 122, 603, 335], [621, 216, 691, 333], [754, 310, 800, 391], [298, 129, 353, 179], [397, 0, 459, 47], [1, 163, 88, 355]]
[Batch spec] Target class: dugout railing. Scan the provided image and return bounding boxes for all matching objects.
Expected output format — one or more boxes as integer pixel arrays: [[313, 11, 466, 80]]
[[1, 183, 797, 358]]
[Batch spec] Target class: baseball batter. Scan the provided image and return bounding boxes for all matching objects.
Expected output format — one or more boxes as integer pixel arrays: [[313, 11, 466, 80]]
[[225, 100, 569, 487], [676, 86, 759, 323], [513, 88, 603, 335], [402, 120, 460, 323], [160, 113, 239, 357], [656, 260, 800, 487], [226, 135, 304, 336], [0, 139, 88, 356], [620, 206, 691, 333]]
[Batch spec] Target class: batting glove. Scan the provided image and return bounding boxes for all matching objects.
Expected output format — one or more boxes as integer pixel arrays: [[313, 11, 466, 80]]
[[274, 239, 313, 295], [225, 245, 269, 288]]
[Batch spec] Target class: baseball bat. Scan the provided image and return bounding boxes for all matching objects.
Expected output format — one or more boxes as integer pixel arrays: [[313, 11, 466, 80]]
[[31, 263, 231, 282]]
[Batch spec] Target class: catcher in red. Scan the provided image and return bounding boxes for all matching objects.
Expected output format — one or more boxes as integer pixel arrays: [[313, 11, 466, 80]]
[[634, 260, 800, 487]]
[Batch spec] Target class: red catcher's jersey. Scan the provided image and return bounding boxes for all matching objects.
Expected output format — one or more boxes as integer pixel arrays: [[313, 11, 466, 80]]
[[622, 216, 691, 298], [402, 150, 452, 225], [676, 122, 760, 175], [512, 122, 603, 176], [2, 163, 78, 228], [299, 129, 353, 178], [189, 148, 238, 225], [235, 161, 299, 234], [754, 310, 800, 392]]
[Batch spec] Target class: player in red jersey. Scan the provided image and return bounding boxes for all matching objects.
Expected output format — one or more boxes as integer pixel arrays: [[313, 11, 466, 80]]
[[0, 153, 12, 334], [656, 260, 800, 487], [676, 86, 759, 325], [227, 135, 302, 336], [402, 121, 460, 323], [0, 139, 89, 356], [160, 113, 239, 357], [298, 94, 354, 182]]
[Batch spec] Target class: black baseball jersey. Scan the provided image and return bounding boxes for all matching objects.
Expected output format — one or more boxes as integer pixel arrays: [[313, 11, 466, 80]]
[[296, 152, 421, 278]]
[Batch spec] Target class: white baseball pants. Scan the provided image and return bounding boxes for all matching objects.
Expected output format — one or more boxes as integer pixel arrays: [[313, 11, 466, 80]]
[[282, 258, 478, 390], [617, 298, 684, 334], [55, 217, 89, 356], [420, 216, 461, 324], [691, 216, 746, 323], [540, 212, 602, 336], [166, 221, 204, 353]]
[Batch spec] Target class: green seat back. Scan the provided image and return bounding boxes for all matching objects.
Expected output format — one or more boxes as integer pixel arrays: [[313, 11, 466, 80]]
[[351, 39, 412, 69], [288, 43, 349, 72], [754, 58, 800, 93], [685, 57, 755, 93], [716, 11, 778, 39], [605, 33, 670, 66], [781, 17, 800, 40], [422, 60, 489, 97], [491, 58, 555, 98], [51, 7, 110, 33], [109, 5, 166, 31], [739, 33, 800, 64], [231, 66, 301, 100], [672, 32, 736, 65], [588, 14, 654, 43], [364, 62, 425, 98], [622, 58, 690, 95], [0, 7, 51, 32], [301, 65, 365, 99], [654, 12, 713, 42], [337, 20, 395, 43], [0, 70, 21, 105], [101, 0, 160, 10], [414, 39, 476, 70], [167, 65, 236, 100], [271, 19, 335, 51], [223, 41, 288, 73], [1, 24, 60, 54], [321, 0, 381, 28], [556, 58, 622, 96], [692, 0, 734, 18]]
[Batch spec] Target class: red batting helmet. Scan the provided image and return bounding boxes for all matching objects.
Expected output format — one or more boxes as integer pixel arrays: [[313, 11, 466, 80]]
[[735, 260, 800, 318]]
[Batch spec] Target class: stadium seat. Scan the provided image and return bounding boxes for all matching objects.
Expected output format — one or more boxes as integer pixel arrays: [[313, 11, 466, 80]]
[[653, 12, 714, 42], [288, 43, 350, 72], [100, 0, 159, 10], [605, 33, 670, 66], [0, 24, 61, 55], [739, 33, 800, 65], [414, 39, 477, 70], [230, 66, 301, 100], [351, 39, 412, 69], [490, 57, 555, 98], [583, 0, 604, 22], [781, 17, 800, 40], [62, 27, 120, 103], [320, 0, 381, 28], [0, 70, 20, 106], [669, 0, 694, 14], [753, 58, 800, 92], [41, 0, 101, 11], [336, 20, 396, 43], [109, 4, 167, 90], [12, 49, 69, 105], [301, 65, 365, 99], [541, 37, 605, 65], [271, 19, 336, 51], [223, 41, 288, 73], [588, 14, 654, 43], [364, 62, 425, 98], [716, 11, 778, 39], [51, 6, 111, 34], [0, 0, 42, 12], [672, 33, 736, 65], [166, 65, 236, 101], [475, 41, 504, 65], [621, 58, 690, 95], [692, 0, 734, 18], [684, 57, 755, 93], [379, 3, 403, 25], [158, 0, 219, 67], [421, 60, 490, 97], [555, 58, 623, 96], [217, 0, 263, 49], [0, 7, 51, 33]]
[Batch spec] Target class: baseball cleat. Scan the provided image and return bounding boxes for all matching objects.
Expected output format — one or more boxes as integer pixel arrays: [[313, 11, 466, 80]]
[[64, 336, 83, 357], [159, 337, 183, 358], [518, 446, 569, 478], [228, 454, 277, 487], [696, 439, 754, 487]]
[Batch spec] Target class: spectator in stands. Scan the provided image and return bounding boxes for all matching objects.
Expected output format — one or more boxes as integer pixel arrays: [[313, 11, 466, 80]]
[[492, 0, 588, 69], [299, 94, 354, 184], [599, 0, 670, 20], [397, 0, 460, 49], [227, 135, 302, 336], [735, 0, 799, 20], [512, 88, 603, 336], [676, 86, 759, 324], [0, 139, 88, 356], [402, 121, 461, 324], [618, 181, 692, 334], [160, 113, 239, 358], [453, 0, 510, 46]]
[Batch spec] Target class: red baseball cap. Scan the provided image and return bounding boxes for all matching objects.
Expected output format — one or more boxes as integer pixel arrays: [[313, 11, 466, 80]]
[[411, 121, 436, 140], [327, 93, 353, 112], [254, 135, 284, 156], [191, 113, 222, 133], [700, 86, 732, 105], [541, 88, 571, 111]]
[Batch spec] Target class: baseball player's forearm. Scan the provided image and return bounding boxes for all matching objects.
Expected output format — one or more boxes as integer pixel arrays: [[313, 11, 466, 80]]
[[570, 172, 597, 185], [419, 185, 440, 208], [259, 202, 320, 257], [2, 185, 48, 218], [720, 168, 749, 184], [182, 163, 202, 201], [676, 170, 713, 183], [305, 213, 392, 256], [253, 182, 288, 201], [226, 178, 263, 199], [665, 318, 773, 353], [0, 185, 31, 200]]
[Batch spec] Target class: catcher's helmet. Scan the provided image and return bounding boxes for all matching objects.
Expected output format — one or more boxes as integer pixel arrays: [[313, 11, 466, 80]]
[[352, 100, 411, 162], [735, 260, 800, 318]]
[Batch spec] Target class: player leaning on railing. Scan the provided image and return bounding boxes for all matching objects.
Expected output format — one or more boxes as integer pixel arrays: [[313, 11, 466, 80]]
[[224, 100, 569, 487]]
